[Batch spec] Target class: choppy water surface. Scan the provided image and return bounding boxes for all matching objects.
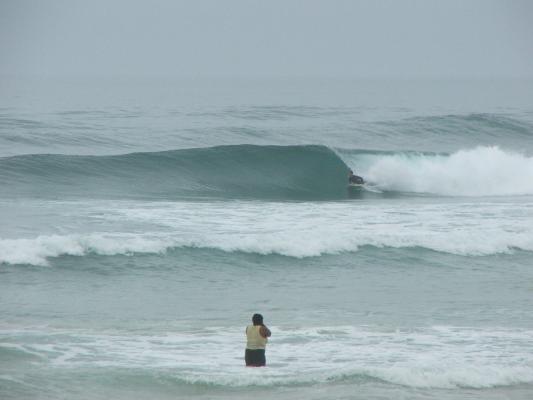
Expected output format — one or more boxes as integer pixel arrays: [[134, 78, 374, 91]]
[[1, 78, 533, 399]]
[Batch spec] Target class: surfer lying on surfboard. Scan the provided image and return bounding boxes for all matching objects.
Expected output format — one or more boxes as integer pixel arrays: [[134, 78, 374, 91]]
[[348, 169, 364, 185]]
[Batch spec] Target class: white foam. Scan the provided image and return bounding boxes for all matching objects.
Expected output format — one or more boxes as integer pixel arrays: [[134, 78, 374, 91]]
[[2, 326, 532, 389], [0, 234, 173, 266], [1, 199, 533, 265], [358, 146, 533, 196]]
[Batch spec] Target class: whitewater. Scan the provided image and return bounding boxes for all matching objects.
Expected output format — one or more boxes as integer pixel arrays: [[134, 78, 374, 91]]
[[1, 198, 533, 266], [1, 78, 533, 400], [2, 145, 533, 200]]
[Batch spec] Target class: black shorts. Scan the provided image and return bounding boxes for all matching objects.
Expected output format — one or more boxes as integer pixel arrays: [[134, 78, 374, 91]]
[[245, 348, 266, 366]]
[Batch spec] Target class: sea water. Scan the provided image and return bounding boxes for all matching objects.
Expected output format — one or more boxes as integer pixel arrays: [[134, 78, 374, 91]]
[[1, 77, 533, 399]]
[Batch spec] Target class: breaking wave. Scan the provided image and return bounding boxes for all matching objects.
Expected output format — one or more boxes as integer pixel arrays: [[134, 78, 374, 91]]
[[341, 146, 533, 196], [1, 144, 533, 200], [2, 228, 532, 266]]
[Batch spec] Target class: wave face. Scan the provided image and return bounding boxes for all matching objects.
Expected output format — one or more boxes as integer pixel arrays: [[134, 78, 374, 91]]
[[0, 145, 349, 200], [3, 144, 533, 200], [2, 144, 533, 200]]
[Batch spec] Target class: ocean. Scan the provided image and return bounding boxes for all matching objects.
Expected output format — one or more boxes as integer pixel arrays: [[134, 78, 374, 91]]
[[1, 77, 533, 400]]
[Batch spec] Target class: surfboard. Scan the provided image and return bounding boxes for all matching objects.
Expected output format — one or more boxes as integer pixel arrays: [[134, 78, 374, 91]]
[[347, 183, 383, 193]]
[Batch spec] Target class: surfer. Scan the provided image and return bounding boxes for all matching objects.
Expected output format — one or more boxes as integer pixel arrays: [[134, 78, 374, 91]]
[[245, 313, 271, 367], [348, 169, 364, 185]]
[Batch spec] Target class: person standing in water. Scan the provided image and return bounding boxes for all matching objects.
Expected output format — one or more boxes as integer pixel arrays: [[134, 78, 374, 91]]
[[245, 313, 271, 367]]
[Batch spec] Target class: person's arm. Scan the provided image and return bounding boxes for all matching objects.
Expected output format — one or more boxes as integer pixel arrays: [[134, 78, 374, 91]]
[[260, 325, 271, 338]]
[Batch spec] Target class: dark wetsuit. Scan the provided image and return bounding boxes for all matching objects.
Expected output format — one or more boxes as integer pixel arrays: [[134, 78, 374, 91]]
[[349, 175, 364, 184]]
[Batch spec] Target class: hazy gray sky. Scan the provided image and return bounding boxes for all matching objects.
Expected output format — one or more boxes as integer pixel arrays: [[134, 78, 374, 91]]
[[1, 0, 532, 78]]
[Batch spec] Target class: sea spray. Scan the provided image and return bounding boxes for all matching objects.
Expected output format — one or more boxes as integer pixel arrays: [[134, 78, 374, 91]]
[[341, 146, 533, 196]]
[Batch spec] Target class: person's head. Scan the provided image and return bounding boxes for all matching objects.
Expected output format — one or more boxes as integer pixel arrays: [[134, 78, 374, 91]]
[[252, 313, 263, 325], [348, 169, 354, 176]]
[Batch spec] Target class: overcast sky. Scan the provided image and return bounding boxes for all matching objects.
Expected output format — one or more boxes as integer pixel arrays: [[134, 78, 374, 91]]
[[1, 0, 532, 78]]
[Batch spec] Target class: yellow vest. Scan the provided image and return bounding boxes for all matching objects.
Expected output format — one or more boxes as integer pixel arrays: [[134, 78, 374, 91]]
[[246, 325, 267, 349]]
